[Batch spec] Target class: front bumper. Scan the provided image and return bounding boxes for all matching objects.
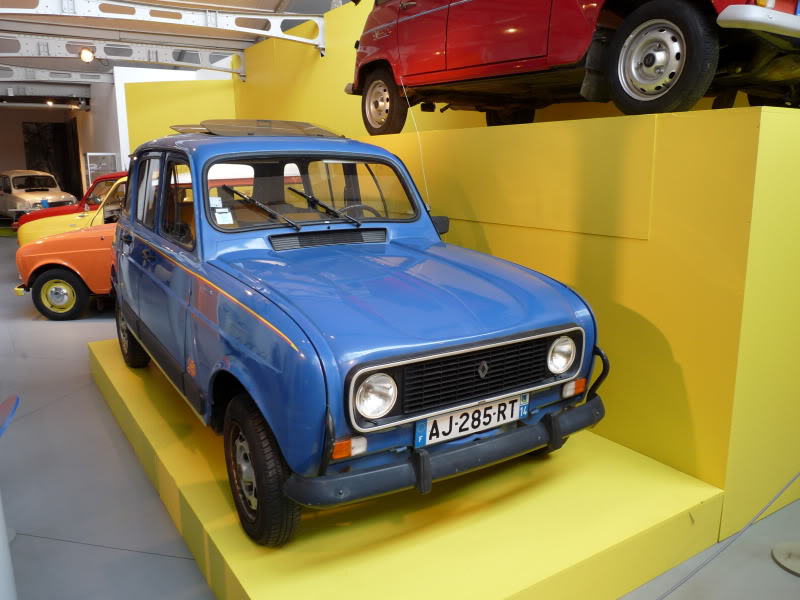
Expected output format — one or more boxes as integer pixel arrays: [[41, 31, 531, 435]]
[[718, 5, 800, 38], [285, 394, 605, 508]]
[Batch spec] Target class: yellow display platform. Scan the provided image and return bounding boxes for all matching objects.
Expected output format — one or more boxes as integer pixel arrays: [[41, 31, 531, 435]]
[[90, 339, 723, 600]]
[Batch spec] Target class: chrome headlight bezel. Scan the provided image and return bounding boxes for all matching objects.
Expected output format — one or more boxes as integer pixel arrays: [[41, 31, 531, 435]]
[[354, 372, 398, 419], [547, 336, 577, 374]]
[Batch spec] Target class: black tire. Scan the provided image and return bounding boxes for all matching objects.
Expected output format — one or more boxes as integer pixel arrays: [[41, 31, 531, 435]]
[[115, 302, 150, 368], [31, 268, 90, 321], [361, 67, 408, 135], [224, 394, 300, 546], [485, 108, 535, 127], [607, 0, 718, 115]]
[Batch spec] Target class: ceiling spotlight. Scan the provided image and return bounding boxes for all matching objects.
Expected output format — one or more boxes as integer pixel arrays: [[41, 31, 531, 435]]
[[46, 100, 53, 107], [79, 47, 95, 63]]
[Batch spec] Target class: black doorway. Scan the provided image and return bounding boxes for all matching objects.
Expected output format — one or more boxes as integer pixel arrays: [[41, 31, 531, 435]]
[[22, 119, 83, 198]]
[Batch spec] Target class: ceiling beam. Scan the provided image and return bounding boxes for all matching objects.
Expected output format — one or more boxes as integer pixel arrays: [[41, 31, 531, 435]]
[[0, 0, 325, 52], [0, 32, 244, 76], [0, 63, 114, 84], [0, 82, 92, 98]]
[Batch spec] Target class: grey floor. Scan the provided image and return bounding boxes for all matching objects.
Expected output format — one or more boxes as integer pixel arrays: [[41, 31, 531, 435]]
[[0, 235, 796, 599]]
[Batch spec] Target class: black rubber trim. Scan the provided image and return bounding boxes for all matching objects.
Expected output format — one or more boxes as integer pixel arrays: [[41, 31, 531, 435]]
[[285, 395, 605, 508]]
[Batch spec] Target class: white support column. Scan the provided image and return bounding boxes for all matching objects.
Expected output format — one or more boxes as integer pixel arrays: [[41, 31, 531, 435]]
[[0, 33, 245, 76], [0, 0, 325, 52]]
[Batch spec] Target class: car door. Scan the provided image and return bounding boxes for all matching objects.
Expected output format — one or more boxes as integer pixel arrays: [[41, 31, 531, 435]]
[[135, 154, 198, 409], [446, 0, 552, 70], [397, 0, 449, 76], [117, 158, 158, 320]]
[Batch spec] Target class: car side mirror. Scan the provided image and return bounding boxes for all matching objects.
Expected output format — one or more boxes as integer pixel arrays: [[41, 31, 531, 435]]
[[431, 215, 449, 235]]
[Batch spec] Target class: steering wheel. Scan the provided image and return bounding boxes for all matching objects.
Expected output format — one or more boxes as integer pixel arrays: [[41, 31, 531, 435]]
[[338, 204, 383, 218]]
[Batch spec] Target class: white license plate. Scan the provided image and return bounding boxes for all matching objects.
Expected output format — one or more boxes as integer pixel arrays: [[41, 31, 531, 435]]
[[414, 393, 530, 448]]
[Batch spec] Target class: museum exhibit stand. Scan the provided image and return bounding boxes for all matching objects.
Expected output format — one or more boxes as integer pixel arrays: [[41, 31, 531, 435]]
[[93, 3, 800, 598], [94, 106, 800, 600]]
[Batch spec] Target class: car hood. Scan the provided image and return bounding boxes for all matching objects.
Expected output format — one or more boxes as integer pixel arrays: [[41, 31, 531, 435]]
[[17, 209, 97, 246], [16, 190, 75, 204], [213, 239, 588, 369]]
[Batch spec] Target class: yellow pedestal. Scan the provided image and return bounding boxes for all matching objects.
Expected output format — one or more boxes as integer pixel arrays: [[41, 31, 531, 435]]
[[90, 339, 723, 600]]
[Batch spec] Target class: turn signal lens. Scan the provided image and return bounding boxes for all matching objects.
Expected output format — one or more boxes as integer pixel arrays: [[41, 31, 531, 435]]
[[756, 0, 775, 8], [331, 437, 367, 460], [562, 378, 588, 399]]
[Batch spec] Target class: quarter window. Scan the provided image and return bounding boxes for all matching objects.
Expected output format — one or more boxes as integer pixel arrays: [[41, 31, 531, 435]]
[[135, 156, 161, 229], [161, 161, 195, 249]]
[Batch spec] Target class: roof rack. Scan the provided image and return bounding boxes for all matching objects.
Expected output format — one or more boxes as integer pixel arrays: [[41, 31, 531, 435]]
[[169, 119, 341, 138]]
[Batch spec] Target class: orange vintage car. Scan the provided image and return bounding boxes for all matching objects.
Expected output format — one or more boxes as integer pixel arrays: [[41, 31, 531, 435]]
[[14, 223, 115, 320]]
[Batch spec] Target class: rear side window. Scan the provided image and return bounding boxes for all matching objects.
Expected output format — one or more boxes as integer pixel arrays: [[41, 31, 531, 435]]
[[160, 161, 195, 249], [135, 157, 161, 229]]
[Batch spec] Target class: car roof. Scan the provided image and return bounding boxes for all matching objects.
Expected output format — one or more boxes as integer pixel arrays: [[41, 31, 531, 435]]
[[0, 170, 54, 177], [135, 132, 401, 166]]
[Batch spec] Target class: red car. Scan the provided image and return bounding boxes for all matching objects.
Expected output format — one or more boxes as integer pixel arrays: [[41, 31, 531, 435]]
[[348, 0, 800, 134], [13, 171, 126, 231]]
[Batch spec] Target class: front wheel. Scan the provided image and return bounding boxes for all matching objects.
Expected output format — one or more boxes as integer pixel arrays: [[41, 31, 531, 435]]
[[607, 0, 718, 115], [224, 393, 300, 546], [31, 268, 89, 321], [361, 67, 408, 135]]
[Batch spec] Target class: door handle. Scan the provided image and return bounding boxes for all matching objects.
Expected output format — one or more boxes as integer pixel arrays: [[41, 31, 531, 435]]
[[141, 248, 155, 262], [121, 232, 133, 244], [400, 1, 417, 9]]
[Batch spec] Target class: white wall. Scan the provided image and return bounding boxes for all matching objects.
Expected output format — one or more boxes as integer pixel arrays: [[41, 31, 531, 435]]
[[113, 64, 233, 168], [75, 82, 120, 190]]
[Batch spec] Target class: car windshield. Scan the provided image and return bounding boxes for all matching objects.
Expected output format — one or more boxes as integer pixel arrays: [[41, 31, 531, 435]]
[[12, 175, 57, 190], [87, 179, 117, 205], [206, 157, 417, 230]]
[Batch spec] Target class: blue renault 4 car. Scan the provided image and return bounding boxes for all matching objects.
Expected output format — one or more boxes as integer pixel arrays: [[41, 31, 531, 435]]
[[113, 120, 609, 546]]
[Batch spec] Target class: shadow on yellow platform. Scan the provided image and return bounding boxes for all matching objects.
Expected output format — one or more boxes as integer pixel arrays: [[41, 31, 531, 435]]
[[90, 339, 722, 600]]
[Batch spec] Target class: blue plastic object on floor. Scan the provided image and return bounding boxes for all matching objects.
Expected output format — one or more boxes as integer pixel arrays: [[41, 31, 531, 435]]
[[0, 396, 19, 438]]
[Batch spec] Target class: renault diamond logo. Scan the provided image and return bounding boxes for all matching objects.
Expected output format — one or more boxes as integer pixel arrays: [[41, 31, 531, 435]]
[[477, 360, 490, 379]]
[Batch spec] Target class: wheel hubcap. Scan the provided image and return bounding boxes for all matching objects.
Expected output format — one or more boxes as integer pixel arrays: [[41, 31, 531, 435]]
[[619, 19, 685, 101], [40, 280, 75, 313], [234, 429, 258, 514], [365, 79, 392, 128], [117, 310, 129, 354]]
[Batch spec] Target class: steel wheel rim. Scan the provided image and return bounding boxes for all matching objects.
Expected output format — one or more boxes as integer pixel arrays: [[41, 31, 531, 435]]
[[40, 279, 75, 313], [231, 425, 258, 520], [365, 79, 392, 128], [618, 19, 686, 101], [117, 309, 130, 355]]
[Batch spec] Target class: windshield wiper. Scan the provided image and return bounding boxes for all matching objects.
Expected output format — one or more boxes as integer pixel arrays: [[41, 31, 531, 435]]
[[221, 185, 301, 231], [287, 187, 361, 227]]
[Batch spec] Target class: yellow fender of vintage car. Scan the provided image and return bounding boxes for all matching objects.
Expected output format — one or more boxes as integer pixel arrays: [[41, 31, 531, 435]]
[[16, 177, 127, 246]]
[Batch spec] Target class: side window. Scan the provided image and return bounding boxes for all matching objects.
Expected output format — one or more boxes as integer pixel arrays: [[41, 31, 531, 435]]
[[160, 161, 195, 249], [1, 177, 9, 194], [135, 156, 161, 229]]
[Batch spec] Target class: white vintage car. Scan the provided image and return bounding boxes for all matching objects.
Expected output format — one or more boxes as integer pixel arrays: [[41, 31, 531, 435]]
[[0, 170, 77, 220]]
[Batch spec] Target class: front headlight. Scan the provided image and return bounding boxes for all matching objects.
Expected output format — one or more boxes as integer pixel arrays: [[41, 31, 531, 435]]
[[31, 203, 41, 209], [355, 373, 397, 419], [547, 336, 576, 374]]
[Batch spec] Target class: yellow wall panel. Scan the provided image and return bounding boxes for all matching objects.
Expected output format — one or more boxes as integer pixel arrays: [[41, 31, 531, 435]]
[[354, 109, 761, 489], [721, 107, 800, 536], [125, 79, 236, 152]]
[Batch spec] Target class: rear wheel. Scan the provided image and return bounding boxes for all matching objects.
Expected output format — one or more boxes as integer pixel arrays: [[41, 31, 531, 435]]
[[607, 0, 718, 114], [31, 268, 89, 321], [115, 302, 150, 368], [485, 108, 535, 127], [224, 393, 300, 546], [361, 67, 408, 135]]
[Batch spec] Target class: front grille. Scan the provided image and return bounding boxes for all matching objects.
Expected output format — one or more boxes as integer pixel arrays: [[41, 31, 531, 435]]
[[47, 200, 73, 208], [400, 334, 575, 414], [270, 228, 386, 251]]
